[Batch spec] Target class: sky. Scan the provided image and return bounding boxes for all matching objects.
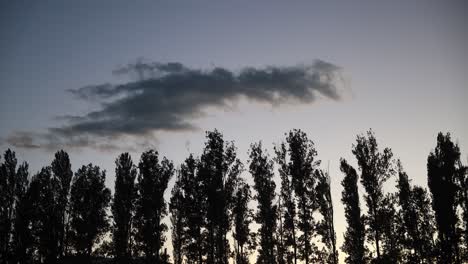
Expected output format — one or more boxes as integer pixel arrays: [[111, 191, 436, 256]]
[[1, 0, 467, 262]]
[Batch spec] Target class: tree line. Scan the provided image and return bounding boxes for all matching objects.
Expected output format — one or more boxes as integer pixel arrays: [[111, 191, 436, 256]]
[[0, 129, 467, 264]]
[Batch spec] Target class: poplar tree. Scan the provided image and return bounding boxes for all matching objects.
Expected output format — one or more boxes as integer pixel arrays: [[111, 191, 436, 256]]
[[340, 159, 365, 264], [51, 150, 73, 259], [199, 130, 242, 264], [275, 142, 297, 264], [28, 167, 57, 263], [68, 164, 111, 261], [181, 154, 205, 264], [316, 169, 338, 264], [134, 150, 174, 263], [250, 142, 277, 264], [170, 173, 184, 264], [112, 153, 137, 263], [455, 160, 467, 262], [412, 186, 437, 263], [11, 162, 30, 264], [352, 130, 394, 261], [380, 193, 402, 263], [232, 180, 254, 264], [427, 132, 461, 263], [0, 149, 18, 262], [277, 129, 320, 264], [395, 162, 434, 263]]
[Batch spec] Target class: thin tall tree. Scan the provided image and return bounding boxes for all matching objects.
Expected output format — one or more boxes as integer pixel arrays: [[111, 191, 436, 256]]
[[250, 142, 277, 264], [340, 159, 366, 264], [427, 132, 461, 263], [0, 149, 18, 262], [112, 153, 137, 263], [198, 130, 242, 264], [411, 186, 437, 263], [68, 164, 111, 261], [316, 169, 338, 264], [170, 170, 185, 264], [455, 159, 467, 262], [134, 150, 174, 263], [28, 167, 58, 263], [181, 154, 205, 264], [275, 142, 297, 264], [277, 129, 320, 264], [51, 150, 73, 259], [232, 180, 254, 264], [11, 162, 30, 264], [352, 130, 394, 261]]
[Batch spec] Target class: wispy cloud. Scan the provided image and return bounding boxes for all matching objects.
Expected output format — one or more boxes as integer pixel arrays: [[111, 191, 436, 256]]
[[6, 60, 345, 150]]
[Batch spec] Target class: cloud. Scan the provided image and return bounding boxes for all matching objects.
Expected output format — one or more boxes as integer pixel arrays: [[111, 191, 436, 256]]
[[7, 60, 345, 150], [5, 132, 41, 149]]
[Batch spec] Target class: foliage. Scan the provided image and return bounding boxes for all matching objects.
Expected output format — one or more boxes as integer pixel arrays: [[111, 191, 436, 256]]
[[68, 164, 111, 259], [111, 153, 137, 263]]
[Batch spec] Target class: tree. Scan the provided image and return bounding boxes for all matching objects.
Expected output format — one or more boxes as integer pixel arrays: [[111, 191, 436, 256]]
[[198, 130, 242, 264], [68, 164, 111, 261], [111, 153, 137, 263], [51, 150, 73, 259], [412, 186, 436, 263], [232, 180, 254, 264], [276, 129, 320, 264], [316, 169, 338, 264], [455, 159, 467, 262], [170, 170, 185, 264], [396, 162, 435, 263], [134, 150, 174, 263], [250, 142, 277, 264], [275, 143, 297, 264], [0, 149, 18, 262], [352, 130, 394, 261], [379, 193, 402, 263], [28, 167, 56, 263], [180, 154, 205, 264], [11, 162, 30, 264], [340, 159, 366, 264], [427, 132, 461, 263]]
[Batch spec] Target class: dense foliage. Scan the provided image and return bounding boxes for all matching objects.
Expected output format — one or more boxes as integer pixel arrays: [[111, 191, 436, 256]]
[[0, 129, 466, 264]]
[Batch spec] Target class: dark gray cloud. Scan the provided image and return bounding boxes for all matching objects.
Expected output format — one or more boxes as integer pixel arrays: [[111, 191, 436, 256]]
[[7, 60, 344, 150]]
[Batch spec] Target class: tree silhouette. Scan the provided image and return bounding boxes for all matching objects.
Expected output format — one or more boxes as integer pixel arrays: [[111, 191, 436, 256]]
[[316, 169, 338, 264], [411, 186, 437, 263], [0, 149, 18, 262], [427, 132, 461, 263], [250, 142, 277, 264], [111, 153, 137, 263], [11, 162, 30, 264], [68, 164, 111, 261], [134, 150, 174, 263], [275, 142, 297, 264], [277, 129, 320, 263], [1, 129, 466, 263], [28, 167, 57, 263], [340, 159, 366, 264], [395, 162, 415, 262], [379, 193, 402, 263], [396, 162, 436, 263], [51, 150, 73, 260], [179, 154, 205, 264], [232, 180, 254, 264], [198, 130, 242, 264], [170, 169, 185, 264], [455, 159, 467, 261], [352, 130, 394, 262]]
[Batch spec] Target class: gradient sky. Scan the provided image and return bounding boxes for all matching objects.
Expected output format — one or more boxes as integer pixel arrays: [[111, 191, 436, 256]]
[[1, 0, 467, 262]]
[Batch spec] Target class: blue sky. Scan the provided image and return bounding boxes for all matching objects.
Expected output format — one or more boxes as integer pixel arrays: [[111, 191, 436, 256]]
[[1, 0, 467, 262]]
